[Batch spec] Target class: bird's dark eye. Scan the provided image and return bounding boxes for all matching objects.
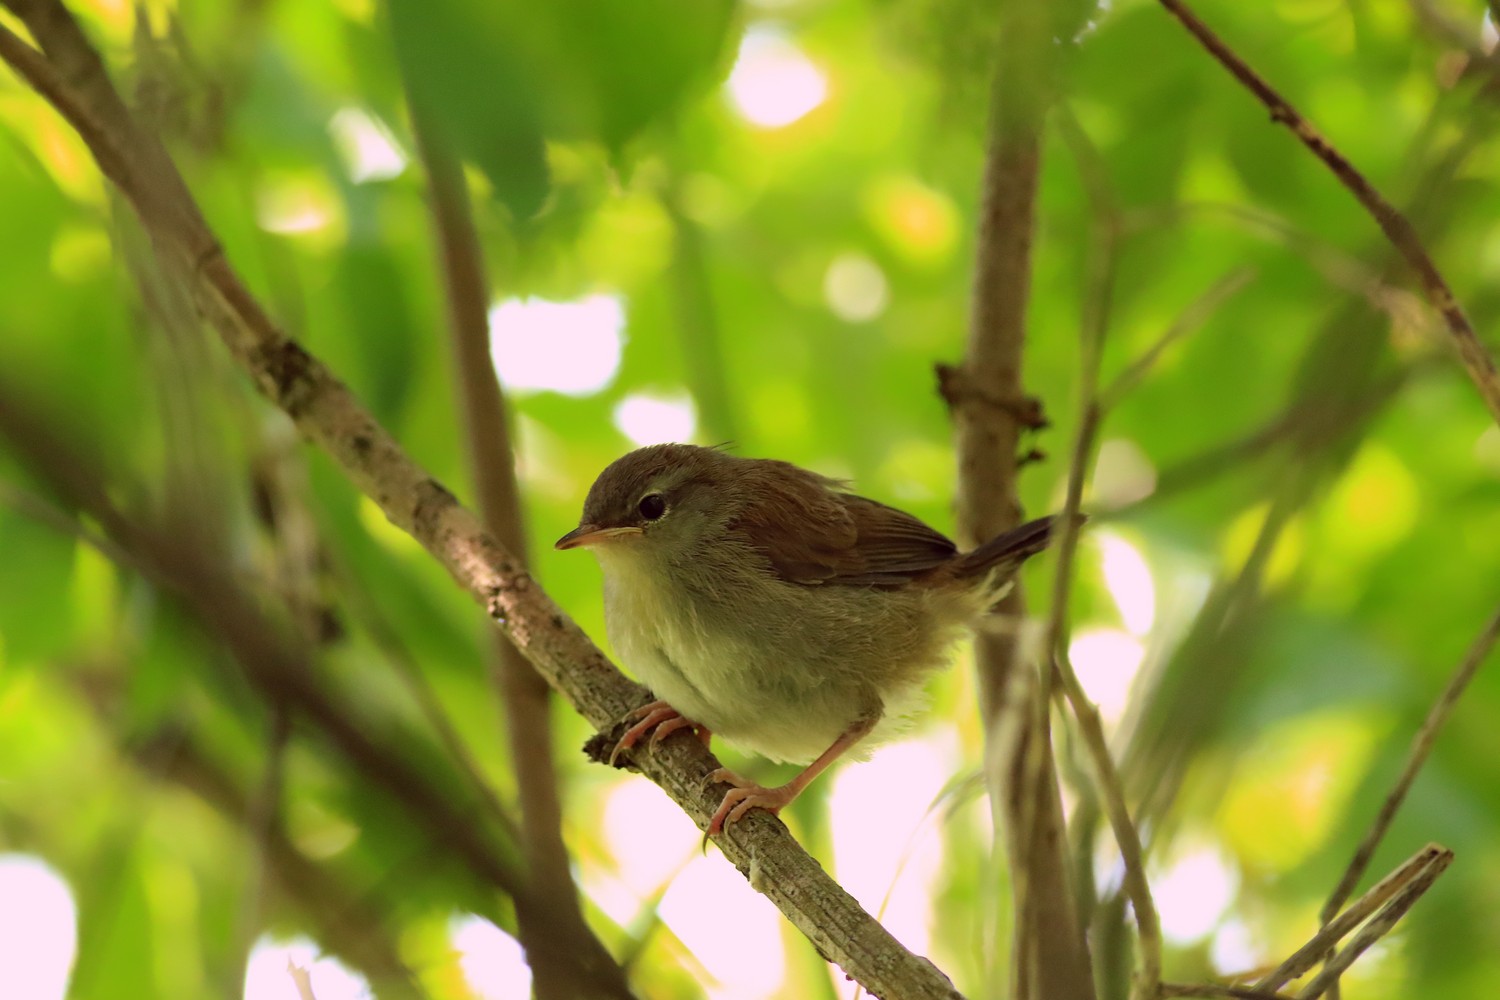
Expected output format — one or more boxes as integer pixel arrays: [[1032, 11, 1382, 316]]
[[637, 493, 667, 521]]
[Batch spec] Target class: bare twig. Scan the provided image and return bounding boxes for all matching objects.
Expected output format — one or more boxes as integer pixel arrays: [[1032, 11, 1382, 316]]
[[237, 708, 292, 996], [1157, 0, 1500, 425], [1256, 844, 1445, 993], [0, 478, 126, 562], [1319, 606, 1500, 923], [1112, 138, 1482, 809], [1296, 847, 1453, 999], [1047, 109, 1162, 1000], [409, 103, 616, 1000], [0, 4, 966, 995]]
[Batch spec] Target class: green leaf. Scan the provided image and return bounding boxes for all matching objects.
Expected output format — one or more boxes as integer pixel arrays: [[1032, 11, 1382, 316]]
[[389, 0, 552, 218]]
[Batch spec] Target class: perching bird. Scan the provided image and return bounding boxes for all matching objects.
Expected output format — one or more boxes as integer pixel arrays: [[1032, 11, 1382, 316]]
[[557, 444, 1055, 834]]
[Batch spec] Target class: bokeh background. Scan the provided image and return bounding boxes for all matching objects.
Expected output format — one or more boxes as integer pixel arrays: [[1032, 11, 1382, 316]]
[[1, 0, 1499, 997]]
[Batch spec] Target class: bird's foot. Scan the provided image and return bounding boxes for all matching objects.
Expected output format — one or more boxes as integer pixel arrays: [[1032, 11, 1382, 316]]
[[707, 768, 798, 835], [609, 700, 711, 766]]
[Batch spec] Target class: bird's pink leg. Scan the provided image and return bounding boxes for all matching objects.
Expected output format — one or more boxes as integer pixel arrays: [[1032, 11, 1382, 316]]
[[708, 715, 877, 835], [609, 700, 712, 766]]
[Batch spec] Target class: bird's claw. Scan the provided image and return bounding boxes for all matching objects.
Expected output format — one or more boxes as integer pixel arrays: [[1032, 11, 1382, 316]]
[[608, 700, 710, 766], [706, 768, 796, 836]]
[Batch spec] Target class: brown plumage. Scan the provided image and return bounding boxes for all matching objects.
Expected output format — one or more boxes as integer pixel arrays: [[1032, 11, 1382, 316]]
[[556, 443, 1060, 834]]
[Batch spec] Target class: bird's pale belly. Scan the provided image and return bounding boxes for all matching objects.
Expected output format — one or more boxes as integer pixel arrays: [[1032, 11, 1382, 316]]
[[610, 612, 866, 763], [601, 560, 953, 763]]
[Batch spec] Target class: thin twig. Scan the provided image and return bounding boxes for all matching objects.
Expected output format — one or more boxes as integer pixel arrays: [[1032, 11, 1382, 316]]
[[1107, 368, 1412, 518], [1047, 109, 1162, 1000], [1319, 606, 1500, 922], [0, 5, 967, 995], [1255, 844, 1445, 993], [1157, 0, 1500, 425], [0, 478, 128, 563], [236, 708, 291, 998], [1296, 848, 1453, 999], [0, 390, 529, 896]]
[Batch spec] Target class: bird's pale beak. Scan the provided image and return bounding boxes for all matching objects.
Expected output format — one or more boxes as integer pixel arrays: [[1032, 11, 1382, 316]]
[[554, 524, 644, 550]]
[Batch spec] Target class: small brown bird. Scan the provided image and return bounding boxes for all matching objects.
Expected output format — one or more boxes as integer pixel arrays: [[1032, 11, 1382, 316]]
[[556, 444, 1054, 835]]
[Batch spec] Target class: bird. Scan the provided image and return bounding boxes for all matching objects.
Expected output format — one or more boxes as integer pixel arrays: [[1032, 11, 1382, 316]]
[[555, 443, 1055, 835]]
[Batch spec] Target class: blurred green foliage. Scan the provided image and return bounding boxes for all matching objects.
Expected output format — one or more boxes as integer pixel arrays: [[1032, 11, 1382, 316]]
[[1, 0, 1499, 997]]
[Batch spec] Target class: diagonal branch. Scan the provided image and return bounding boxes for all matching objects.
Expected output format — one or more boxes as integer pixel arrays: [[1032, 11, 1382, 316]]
[[0, 3, 965, 996], [1157, 0, 1500, 425], [1255, 844, 1447, 994], [1296, 847, 1453, 999]]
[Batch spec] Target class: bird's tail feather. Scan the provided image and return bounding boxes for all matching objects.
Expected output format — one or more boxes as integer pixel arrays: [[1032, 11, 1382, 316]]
[[951, 514, 1060, 582]]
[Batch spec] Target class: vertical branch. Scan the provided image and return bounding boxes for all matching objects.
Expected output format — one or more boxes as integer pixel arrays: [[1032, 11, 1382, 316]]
[[408, 116, 632, 999], [946, 3, 1094, 997]]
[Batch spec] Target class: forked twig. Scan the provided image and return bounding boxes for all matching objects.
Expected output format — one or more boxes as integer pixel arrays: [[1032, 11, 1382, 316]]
[[1255, 844, 1446, 993], [1296, 848, 1453, 999], [1164, 846, 1452, 1000]]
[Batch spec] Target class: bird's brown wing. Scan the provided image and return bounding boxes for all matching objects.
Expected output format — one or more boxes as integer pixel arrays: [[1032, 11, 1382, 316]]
[[730, 463, 956, 586], [832, 496, 959, 585]]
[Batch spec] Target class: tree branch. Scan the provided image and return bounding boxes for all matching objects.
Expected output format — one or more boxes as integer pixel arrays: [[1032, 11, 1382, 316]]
[[1044, 107, 1162, 1000], [0, 3, 965, 995], [947, 4, 1093, 997], [1157, 0, 1500, 425]]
